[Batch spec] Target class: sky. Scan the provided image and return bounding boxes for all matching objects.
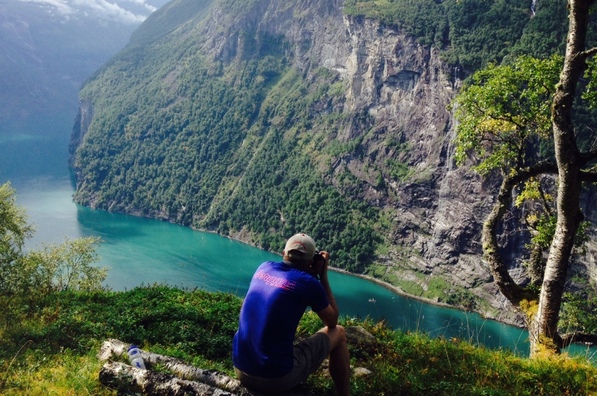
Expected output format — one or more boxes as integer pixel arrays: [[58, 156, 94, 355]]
[[17, 0, 164, 24]]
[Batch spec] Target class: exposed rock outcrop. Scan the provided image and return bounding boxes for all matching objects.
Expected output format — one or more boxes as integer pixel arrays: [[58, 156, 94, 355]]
[[224, 4, 509, 320]]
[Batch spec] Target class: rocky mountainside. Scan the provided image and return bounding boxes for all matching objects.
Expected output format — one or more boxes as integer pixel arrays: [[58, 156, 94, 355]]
[[69, 0, 597, 325]]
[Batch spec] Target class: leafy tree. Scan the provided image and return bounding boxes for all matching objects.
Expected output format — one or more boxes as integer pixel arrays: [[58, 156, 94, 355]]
[[0, 183, 106, 324], [453, 1, 597, 357], [24, 237, 106, 295], [539, 0, 597, 356], [453, 55, 560, 174], [0, 183, 33, 297]]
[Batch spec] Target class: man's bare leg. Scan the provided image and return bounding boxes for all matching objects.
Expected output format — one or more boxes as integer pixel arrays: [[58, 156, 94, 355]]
[[319, 325, 350, 396]]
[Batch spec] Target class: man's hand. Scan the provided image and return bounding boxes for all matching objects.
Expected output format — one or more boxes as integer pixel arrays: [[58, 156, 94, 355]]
[[319, 251, 330, 278], [315, 250, 339, 327]]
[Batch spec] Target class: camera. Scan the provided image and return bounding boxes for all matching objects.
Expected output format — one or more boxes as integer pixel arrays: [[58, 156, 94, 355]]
[[309, 251, 326, 279]]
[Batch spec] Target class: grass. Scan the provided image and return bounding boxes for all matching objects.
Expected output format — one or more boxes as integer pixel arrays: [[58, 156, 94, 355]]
[[1, 285, 596, 395]]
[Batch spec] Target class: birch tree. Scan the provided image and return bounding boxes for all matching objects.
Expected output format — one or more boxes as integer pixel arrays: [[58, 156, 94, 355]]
[[453, 0, 597, 357], [535, 0, 597, 356]]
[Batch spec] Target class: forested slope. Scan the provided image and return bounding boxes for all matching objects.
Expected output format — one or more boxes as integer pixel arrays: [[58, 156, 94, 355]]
[[72, 0, 380, 271], [69, 0, 595, 320]]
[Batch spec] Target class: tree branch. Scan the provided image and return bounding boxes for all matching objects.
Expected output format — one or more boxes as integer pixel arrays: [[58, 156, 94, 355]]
[[482, 161, 558, 306], [560, 332, 597, 348], [97, 338, 331, 396], [99, 362, 237, 396], [98, 339, 253, 395], [579, 46, 597, 59]]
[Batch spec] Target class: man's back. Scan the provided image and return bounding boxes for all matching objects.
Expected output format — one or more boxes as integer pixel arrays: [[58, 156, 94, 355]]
[[232, 233, 350, 395], [232, 260, 329, 377]]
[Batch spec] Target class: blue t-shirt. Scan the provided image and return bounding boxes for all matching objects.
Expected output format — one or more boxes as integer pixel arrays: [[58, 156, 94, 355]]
[[232, 261, 329, 377]]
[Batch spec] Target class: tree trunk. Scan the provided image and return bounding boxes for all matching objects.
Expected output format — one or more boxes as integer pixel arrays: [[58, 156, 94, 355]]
[[97, 339, 316, 396], [99, 361, 237, 396], [529, 0, 594, 357], [98, 339, 248, 393]]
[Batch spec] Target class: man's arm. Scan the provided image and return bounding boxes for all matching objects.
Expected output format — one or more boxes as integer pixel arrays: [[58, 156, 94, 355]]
[[315, 251, 339, 328]]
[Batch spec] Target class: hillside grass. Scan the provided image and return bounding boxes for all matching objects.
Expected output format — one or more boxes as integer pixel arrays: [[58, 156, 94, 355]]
[[0, 285, 596, 395]]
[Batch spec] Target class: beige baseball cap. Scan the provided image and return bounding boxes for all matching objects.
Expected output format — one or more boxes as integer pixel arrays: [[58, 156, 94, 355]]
[[284, 233, 316, 261]]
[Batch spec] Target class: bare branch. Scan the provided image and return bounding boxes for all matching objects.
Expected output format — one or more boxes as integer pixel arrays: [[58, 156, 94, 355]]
[[99, 362, 238, 396], [579, 46, 597, 59], [560, 332, 597, 348], [98, 339, 251, 395], [97, 339, 319, 396]]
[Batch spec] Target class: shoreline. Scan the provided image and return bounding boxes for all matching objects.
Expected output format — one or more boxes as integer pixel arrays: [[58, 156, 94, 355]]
[[330, 266, 524, 328], [330, 266, 453, 309], [106, 213, 524, 329], [212, 229, 524, 328]]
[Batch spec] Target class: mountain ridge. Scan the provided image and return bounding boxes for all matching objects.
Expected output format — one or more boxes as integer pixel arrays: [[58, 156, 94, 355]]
[[0, 0, 169, 121]]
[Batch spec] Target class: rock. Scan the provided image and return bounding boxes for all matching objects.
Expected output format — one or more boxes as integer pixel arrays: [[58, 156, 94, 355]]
[[346, 325, 376, 347], [353, 367, 372, 378]]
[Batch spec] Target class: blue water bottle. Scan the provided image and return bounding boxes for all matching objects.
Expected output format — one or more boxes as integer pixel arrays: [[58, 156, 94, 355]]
[[127, 345, 146, 369]]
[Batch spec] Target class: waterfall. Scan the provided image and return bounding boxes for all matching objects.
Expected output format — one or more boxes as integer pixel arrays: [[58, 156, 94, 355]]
[[531, 0, 537, 16]]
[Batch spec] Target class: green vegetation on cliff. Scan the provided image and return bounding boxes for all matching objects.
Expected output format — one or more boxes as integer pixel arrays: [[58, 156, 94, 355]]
[[344, 0, 574, 72], [73, 0, 381, 272]]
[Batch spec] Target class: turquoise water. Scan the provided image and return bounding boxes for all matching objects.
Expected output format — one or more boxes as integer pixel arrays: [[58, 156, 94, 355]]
[[2, 115, 595, 362]]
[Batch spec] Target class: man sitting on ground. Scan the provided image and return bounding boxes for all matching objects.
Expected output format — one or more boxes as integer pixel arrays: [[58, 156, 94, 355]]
[[232, 233, 350, 395]]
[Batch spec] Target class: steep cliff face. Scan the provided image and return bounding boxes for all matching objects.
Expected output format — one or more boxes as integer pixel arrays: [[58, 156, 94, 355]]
[[339, 17, 515, 321], [69, 99, 93, 167], [71, 0, 572, 324], [207, 2, 510, 318]]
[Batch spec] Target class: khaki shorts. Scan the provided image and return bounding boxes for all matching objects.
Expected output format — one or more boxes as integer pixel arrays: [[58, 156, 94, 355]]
[[234, 332, 331, 394]]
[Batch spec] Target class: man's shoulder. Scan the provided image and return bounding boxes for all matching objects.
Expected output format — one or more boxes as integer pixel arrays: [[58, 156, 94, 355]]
[[256, 261, 320, 284], [257, 260, 283, 270]]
